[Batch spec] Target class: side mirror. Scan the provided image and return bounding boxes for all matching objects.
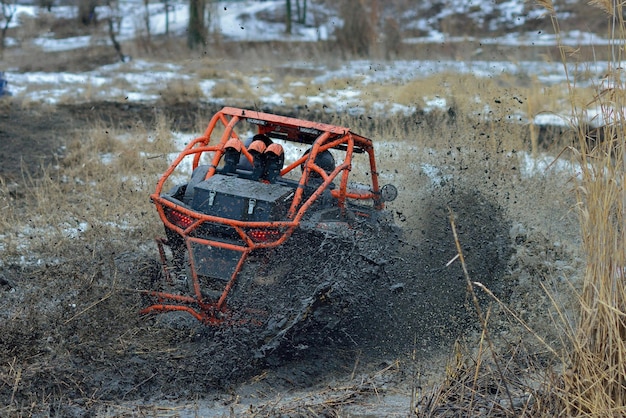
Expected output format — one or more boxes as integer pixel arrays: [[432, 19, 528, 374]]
[[380, 184, 398, 202]]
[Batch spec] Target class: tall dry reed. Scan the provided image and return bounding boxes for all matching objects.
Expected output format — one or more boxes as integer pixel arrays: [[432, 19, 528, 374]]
[[540, 0, 626, 414]]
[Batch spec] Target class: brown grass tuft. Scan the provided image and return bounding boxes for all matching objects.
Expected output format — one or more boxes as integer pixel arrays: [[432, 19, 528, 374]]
[[159, 79, 204, 105]]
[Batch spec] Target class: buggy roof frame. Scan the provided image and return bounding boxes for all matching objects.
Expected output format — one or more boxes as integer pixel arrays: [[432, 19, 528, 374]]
[[217, 106, 373, 151]]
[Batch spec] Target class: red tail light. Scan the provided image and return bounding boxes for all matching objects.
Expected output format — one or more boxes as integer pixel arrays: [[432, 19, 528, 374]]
[[248, 229, 281, 243], [164, 208, 194, 229]]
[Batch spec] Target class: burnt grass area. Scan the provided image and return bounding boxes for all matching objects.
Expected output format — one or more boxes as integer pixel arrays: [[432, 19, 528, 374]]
[[0, 101, 569, 415]]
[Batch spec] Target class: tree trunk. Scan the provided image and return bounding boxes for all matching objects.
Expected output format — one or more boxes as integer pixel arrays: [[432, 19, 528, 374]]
[[106, 0, 125, 62], [295, 0, 306, 24], [143, 0, 151, 44], [164, 0, 169, 35], [0, 2, 16, 56], [295, 0, 300, 24], [285, 0, 291, 34], [188, 0, 206, 49]]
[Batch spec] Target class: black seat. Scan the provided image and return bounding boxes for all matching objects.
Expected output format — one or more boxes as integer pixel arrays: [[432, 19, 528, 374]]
[[183, 165, 210, 204]]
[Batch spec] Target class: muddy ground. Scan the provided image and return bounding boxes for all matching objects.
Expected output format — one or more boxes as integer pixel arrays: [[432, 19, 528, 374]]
[[0, 100, 582, 416]]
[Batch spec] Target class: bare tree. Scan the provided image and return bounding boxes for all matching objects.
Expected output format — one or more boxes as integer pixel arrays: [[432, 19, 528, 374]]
[[188, 0, 206, 49], [143, 0, 151, 44], [105, 0, 125, 61], [0, 0, 16, 55], [164, 0, 170, 35], [285, 0, 291, 34], [295, 0, 306, 24]]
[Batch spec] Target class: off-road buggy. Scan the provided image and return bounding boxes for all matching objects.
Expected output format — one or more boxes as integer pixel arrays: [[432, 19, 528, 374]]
[[144, 107, 399, 342]]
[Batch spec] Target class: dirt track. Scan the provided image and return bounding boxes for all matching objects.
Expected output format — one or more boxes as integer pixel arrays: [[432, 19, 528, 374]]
[[0, 100, 581, 416]]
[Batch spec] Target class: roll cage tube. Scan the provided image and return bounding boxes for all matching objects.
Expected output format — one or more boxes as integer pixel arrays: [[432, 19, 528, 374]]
[[154, 107, 385, 210], [194, 114, 260, 179], [189, 112, 258, 178], [206, 114, 242, 179], [368, 145, 383, 210], [287, 131, 331, 219], [155, 197, 298, 249], [286, 132, 382, 221], [191, 111, 230, 170]]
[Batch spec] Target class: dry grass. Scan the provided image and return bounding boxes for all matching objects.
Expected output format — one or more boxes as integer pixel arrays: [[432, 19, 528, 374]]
[[1, 122, 168, 264], [484, 1, 626, 416], [415, 341, 546, 416], [159, 78, 205, 105], [411, 0, 626, 407], [564, 117, 626, 413]]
